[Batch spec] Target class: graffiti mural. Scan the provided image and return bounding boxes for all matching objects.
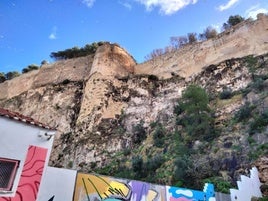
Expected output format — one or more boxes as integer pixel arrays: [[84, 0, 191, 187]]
[[128, 180, 165, 201], [0, 145, 47, 201], [74, 173, 132, 201], [167, 184, 215, 201], [74, 173, 215, 201]]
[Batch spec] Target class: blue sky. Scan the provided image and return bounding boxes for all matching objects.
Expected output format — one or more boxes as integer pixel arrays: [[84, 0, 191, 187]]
[[0, 0, 268, 73]]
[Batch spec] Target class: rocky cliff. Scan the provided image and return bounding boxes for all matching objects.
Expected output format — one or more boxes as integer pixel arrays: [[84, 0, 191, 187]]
[[0, 14, 268, 193]]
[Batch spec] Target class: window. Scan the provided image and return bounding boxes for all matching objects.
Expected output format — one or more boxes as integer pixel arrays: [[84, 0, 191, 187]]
[[0, 158, 19, 191]]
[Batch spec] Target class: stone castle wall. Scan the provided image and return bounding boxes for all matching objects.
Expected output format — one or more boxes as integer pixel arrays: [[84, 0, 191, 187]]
[[0, 44, 135, 100], [1, 14, 268, 100], [135, 14, 268, 79]]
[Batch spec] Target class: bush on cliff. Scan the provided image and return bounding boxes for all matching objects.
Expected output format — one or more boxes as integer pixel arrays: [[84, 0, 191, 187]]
[[175, 84, 217, 142], [50, 41, 105, 60]]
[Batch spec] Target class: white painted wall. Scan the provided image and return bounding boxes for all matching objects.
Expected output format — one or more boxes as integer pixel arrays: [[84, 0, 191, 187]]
[[0, 117, 55, 197], [230, 167, 262, 201], [37, 167, 77, 201]]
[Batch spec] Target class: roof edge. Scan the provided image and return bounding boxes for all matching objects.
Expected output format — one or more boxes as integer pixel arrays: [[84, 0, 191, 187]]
[[0, 108, 56, 130]]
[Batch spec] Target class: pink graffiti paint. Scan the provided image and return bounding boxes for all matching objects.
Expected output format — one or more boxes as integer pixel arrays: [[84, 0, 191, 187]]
[[170, 197, 193, 201], [0, 146, 48, 201]]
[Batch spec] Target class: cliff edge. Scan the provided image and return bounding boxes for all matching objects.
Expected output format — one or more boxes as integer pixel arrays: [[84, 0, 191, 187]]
[[135, 13, 268, 79]]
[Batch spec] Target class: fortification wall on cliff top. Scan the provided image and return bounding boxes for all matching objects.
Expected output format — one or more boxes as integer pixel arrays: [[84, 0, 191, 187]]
[[1, 14, 268, 100], [135, 13, 268, 79], [0, 55, 94, 100], [0, 43, 136, 100]]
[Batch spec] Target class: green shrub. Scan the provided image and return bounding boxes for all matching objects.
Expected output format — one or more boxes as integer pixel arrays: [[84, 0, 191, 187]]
[[247, 136, 256, 145], [153, 124, 165, 147], [174, 104, 183, 115], [22, 64, 39, 73], [219, 89, 233, 99], [245, 55, 258, 73], [123, 148, 131, 156], [50, 41, 106, 60], [172, 155, 192, 186], [252, 78, 265, 91], [146, 155, 165, 172], [249, 143, 268, 160], [0, 72, 6, 83], [114, 166, 134, 179], [203, 177, 233, 194], [234, 103, 253, 122], [132, 156, 143, 173], [257, 197, 268, 201], [67, 161, 73, 168], [5, 71, 20, 80], [90, 162, 97, 169], [249, 110, 268, 134], [175, 85, 217, 142], [62, 79, 70, 85], [132, 120, 146, 144], [148, 74, 159, 81]]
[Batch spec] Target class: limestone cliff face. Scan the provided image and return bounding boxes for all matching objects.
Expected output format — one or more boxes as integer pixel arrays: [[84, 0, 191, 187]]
[[0, 15, 268, 185], [0, 42, 137, 169]]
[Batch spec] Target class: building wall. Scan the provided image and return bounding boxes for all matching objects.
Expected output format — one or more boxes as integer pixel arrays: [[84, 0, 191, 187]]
[[230, 167, 262, 201], [0, 117, 54, 198], [73, 173, 215, 201], [37, 167, 77, 201]]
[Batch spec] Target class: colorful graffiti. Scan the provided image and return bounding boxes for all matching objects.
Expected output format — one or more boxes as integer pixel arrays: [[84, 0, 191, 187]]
[[128, 180, 165, 201], [74, 173, 132, 201], [168, 184, 215, 201], [74, 173, 215, 201], [0, 145, 48, 201]]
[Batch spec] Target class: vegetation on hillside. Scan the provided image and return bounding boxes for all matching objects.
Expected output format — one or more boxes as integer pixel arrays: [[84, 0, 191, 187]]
[[50, 41, 105, 60], [0, 71, 20, 83], [22, 64, 39, 74], [222, 15, 245, 30], [91, 53, 268, 194], [0, 15, 247, 82], [175, 84, 217, 143], [145, 15, 246, 60], [0, 64, 41, 83], [0, 42, 106, 83]]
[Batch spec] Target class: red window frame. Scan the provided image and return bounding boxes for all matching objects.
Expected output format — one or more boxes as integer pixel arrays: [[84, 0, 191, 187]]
[[0, 157, 20, 191]]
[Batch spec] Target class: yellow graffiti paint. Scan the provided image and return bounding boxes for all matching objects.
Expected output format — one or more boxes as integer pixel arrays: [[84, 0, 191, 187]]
[[147, 190, 158, 201], [74, 173, 131, 201], [108, 181, 130, 198]]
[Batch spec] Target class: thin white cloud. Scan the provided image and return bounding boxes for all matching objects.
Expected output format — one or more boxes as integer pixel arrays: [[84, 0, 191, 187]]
[[49, 26, 57, 40], [135, 0, 198, 15], [119, 1, 132, 10], [82, 0, 95, 8], [49, 33, 56, 40], [217, 0, 239, 11], [245, 5, 268, 19]]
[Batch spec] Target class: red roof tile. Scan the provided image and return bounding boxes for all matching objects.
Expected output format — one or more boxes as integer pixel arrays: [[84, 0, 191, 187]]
[[0, 108, 55, 130]]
